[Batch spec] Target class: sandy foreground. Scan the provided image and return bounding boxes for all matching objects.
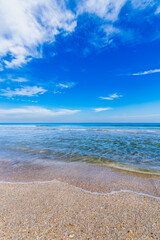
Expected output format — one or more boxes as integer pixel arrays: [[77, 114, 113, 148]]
[[0, 179, 160, 240]]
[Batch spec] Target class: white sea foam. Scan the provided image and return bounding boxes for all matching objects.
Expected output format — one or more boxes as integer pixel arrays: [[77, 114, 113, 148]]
[[0, 179, 159, 200], [0, 124, 160, 173], [45, 128, 159, 134]]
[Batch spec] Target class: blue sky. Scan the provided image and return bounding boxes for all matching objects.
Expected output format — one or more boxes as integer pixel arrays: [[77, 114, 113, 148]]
[[0, 0, 160, 122]]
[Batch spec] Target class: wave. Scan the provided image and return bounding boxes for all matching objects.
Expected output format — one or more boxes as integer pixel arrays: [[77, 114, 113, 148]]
[[0, 179, 159, 200], [1, 145, 160, 175], [0, 123, 160, 128], [33, 127, 160, 133], [1, 123, 160, 134], [67, 156, 160, 176]]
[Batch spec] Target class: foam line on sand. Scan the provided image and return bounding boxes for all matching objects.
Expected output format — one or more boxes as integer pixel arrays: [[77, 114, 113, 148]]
[[0, 179, 160, 200]]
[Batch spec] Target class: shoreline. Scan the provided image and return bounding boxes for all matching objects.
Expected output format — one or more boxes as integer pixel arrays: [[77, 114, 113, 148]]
[[0, 160, 160, 239], [83, 161, 160, 178], [0, 160, 160, 197], [0, 180, 159, 239], [0, 179, 160, 200]]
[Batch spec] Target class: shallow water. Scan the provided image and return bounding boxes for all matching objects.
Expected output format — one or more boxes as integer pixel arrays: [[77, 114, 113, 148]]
[[0, 123, 160, 173]]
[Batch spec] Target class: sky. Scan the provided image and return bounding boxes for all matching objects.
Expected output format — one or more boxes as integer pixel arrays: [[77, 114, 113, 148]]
[[0, 0, 160, 123]]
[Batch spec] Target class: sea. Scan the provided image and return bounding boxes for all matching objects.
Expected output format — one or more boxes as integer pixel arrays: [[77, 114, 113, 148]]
[[0, 123, 160, 174]]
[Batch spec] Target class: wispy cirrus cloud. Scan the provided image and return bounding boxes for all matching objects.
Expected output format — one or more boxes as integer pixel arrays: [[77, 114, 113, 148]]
[[10, 77, 29, 83], [0, 106, 80, 116], [0, 76, 28, 83], [78, 0, 127, 21], [99, 93, 123, 100], [56, 82, 76, 89], [0, 63, 3, 71], [0, 0, 159, 70], [76, 0, 159, 51], [93, 107, 112, 112], [0, 0, 76, 69], [131, 69, 160, 76], [155, 6, 160, 14], [79, 0, 156, 20], [53, 81, 77, 94], [0, 86, 47, 97]]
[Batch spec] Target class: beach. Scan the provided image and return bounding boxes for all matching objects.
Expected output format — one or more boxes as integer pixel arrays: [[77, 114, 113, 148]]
[[0, 179, 160, 239], [0, 161, 160, 239], [1, 0, 160, 237], [0, 124, 160, 239]]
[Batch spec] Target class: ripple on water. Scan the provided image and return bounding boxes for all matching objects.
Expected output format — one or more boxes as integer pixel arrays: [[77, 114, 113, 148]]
[[0, 124, 160, 173]]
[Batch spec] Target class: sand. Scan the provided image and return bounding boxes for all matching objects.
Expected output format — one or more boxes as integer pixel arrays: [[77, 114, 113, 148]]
[[0, 180, 160, 240]]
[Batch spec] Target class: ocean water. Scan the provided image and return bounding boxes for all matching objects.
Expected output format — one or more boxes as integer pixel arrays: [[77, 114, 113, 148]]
[[0, 123, 160, 174]]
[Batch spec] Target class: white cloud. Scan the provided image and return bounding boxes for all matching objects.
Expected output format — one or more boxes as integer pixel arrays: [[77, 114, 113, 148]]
[[131, 0, 155, 9], [78, 0, 156, 44], [10, 77, 28, 82], [77, 0, 127, 47], [0, 106, 80, 117], [0, 0, 158, 70], [132, 69, 160, 76], [0, 76, 28, 83], [78, 0, 127, 21], [0, 86, 47, 97], [93, 107, 112, 112], [155, 6, 160, 14], [99, 93, 123, 100], [0, 0, 76, 69], [0, 63, 3, 71], [79, 0, 155, 19], [56, 82, 76, 89], [53, 90, 62, 95]]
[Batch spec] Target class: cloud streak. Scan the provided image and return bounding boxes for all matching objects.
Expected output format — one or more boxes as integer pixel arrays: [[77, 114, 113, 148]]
[[0, 106, 80, 116], [99, 93, 123, 100], [10, 77, 29, 83], [132, 69, 160, 76], [0, 86, 47, 97], [0, 106, 80, 122], [93, 107, 112, 112], [0, 76, 28, 83], [56, 82, 76, 89]]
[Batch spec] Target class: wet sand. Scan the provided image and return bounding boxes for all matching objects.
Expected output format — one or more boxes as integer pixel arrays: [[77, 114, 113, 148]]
[[0, 161, 160, 239], [0, 180, 160, 239]]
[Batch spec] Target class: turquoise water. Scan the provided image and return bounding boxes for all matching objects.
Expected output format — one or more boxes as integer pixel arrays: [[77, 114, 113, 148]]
[[0, 123, 160, 173]]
